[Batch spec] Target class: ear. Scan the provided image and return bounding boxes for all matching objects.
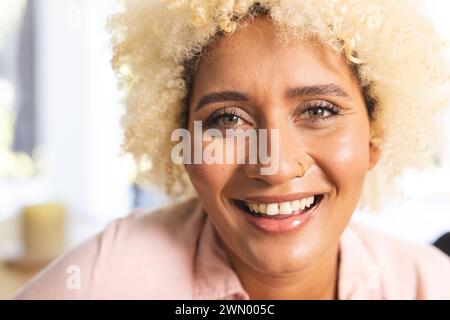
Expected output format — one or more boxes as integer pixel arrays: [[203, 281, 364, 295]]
[[368, 140, 381, 171]]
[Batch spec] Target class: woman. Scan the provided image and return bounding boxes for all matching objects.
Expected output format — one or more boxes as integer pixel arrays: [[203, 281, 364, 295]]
[[17, 0, 450, 299]]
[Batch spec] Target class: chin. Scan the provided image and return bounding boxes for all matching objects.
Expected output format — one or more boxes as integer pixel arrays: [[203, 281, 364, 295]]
[[234, 232, 324, 275]]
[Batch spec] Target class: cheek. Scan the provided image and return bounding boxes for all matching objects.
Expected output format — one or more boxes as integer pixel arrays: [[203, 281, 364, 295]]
[[314, 124, 371, 197], [185, 137, 239, 208], [186, 163, 230, 199]]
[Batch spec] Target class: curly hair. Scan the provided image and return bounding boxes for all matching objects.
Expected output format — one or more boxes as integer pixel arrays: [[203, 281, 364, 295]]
[[109, 0, 450, 211]]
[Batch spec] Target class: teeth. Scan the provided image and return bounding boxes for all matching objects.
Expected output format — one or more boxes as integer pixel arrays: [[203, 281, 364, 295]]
[[292, 200, 300, 211], [279, 202, 292, 215], [266, 203, 279, 216], [299, 198, 307, 210], [306, 197, 314, 208], [245, 195, 319, 216], [259, 203, 267, 214]]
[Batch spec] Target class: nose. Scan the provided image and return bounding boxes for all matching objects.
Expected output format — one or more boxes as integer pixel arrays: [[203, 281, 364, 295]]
[[243, 125, 311, 186]]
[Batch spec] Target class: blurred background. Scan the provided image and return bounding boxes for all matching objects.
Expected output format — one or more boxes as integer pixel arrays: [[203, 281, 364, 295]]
[[0, 0, 449, 300]]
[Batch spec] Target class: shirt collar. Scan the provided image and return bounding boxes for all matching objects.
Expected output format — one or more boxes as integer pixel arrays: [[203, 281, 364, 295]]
[[193, 215, 249, 300], [193, 213, 382, 300]]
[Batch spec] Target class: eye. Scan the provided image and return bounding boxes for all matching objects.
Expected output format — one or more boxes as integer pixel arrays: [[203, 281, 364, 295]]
[[205, 107, 252, 129], [295, 100, 342, 123], [307, 107, 330, 119], [222, 113, 242, 126]]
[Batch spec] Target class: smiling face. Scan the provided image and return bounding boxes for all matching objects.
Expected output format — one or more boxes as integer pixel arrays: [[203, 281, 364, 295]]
[[185, 16, 379, 275]]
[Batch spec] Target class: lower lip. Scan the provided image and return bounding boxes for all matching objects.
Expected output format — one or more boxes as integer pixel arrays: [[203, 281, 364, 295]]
[[240, 199, 322, 234]]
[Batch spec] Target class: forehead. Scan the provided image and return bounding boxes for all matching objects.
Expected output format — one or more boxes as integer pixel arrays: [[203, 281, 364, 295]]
[[192, 16, 360, 102]]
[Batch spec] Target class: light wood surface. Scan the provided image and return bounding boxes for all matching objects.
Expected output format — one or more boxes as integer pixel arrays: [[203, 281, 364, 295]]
[[0, 261, 39, 300]]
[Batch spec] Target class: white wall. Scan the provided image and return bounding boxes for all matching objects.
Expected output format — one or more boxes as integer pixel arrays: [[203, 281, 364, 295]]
[[34, 0, 133, 223]]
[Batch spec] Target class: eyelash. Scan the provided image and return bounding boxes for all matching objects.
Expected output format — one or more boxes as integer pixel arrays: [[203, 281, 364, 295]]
[[204, 107, 248, 128], [296, 101, 342, 124], [204, 101, 342, 128]]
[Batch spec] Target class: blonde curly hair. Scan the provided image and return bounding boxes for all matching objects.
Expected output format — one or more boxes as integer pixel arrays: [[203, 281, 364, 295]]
[[109, 0, 450, 211]]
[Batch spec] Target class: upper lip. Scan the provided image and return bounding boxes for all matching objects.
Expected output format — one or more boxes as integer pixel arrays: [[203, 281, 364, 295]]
[[240, 192, 324, 203]]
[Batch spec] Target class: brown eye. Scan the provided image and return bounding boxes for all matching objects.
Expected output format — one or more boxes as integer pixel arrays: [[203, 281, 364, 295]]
[[222, 114, 241, 126]]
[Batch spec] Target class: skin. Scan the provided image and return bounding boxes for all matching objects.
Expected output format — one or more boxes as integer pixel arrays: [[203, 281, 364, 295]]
[[185, 16, 380, 300]]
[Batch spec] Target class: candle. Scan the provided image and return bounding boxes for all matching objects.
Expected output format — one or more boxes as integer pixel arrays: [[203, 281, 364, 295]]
[[21, 203, 65, 262]]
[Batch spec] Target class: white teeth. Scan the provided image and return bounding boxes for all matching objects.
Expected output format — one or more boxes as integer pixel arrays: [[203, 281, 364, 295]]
[[292, 200, 301, 211], [299, 198, 307, 210], [244, 195, 319, 216], [259, 203, 267, 214], [310, 196, 315, 205], [306, 196, 314, 208], [279, 202, 292, 215], [266, 203, 279, 216]]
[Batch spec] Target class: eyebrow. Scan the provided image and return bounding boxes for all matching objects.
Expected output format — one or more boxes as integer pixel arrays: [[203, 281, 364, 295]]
[[285, 84, 350, 100], [196, 91, 250, 111], [195, 84, 350, 111]]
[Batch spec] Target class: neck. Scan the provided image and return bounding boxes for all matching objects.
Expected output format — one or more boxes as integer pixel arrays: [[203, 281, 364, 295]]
[[224, 243, 340, 300]]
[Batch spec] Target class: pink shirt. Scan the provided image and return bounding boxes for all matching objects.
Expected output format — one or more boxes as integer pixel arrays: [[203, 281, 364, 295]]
[[15, 198, 450, 300]]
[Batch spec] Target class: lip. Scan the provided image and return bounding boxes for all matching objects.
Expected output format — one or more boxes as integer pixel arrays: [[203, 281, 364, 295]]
[[235, 194, 324, 235], [242, 192, 320, 204]]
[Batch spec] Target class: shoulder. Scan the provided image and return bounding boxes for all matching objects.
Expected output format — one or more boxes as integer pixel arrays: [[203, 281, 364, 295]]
[[103, 197, 205, 253], [346, 222, 450, 299], [16, 198, 206, 299]]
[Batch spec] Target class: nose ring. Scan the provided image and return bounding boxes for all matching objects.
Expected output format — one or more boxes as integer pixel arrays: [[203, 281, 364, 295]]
[[296, 161, 306, 178]]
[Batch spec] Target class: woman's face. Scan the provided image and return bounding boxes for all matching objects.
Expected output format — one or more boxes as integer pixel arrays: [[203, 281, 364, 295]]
[[185, 17, 379, 274]]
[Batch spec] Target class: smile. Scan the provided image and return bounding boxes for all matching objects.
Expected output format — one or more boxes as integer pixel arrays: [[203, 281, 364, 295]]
[[233, 194, 325, 234], [244, 195, 319, 216]]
